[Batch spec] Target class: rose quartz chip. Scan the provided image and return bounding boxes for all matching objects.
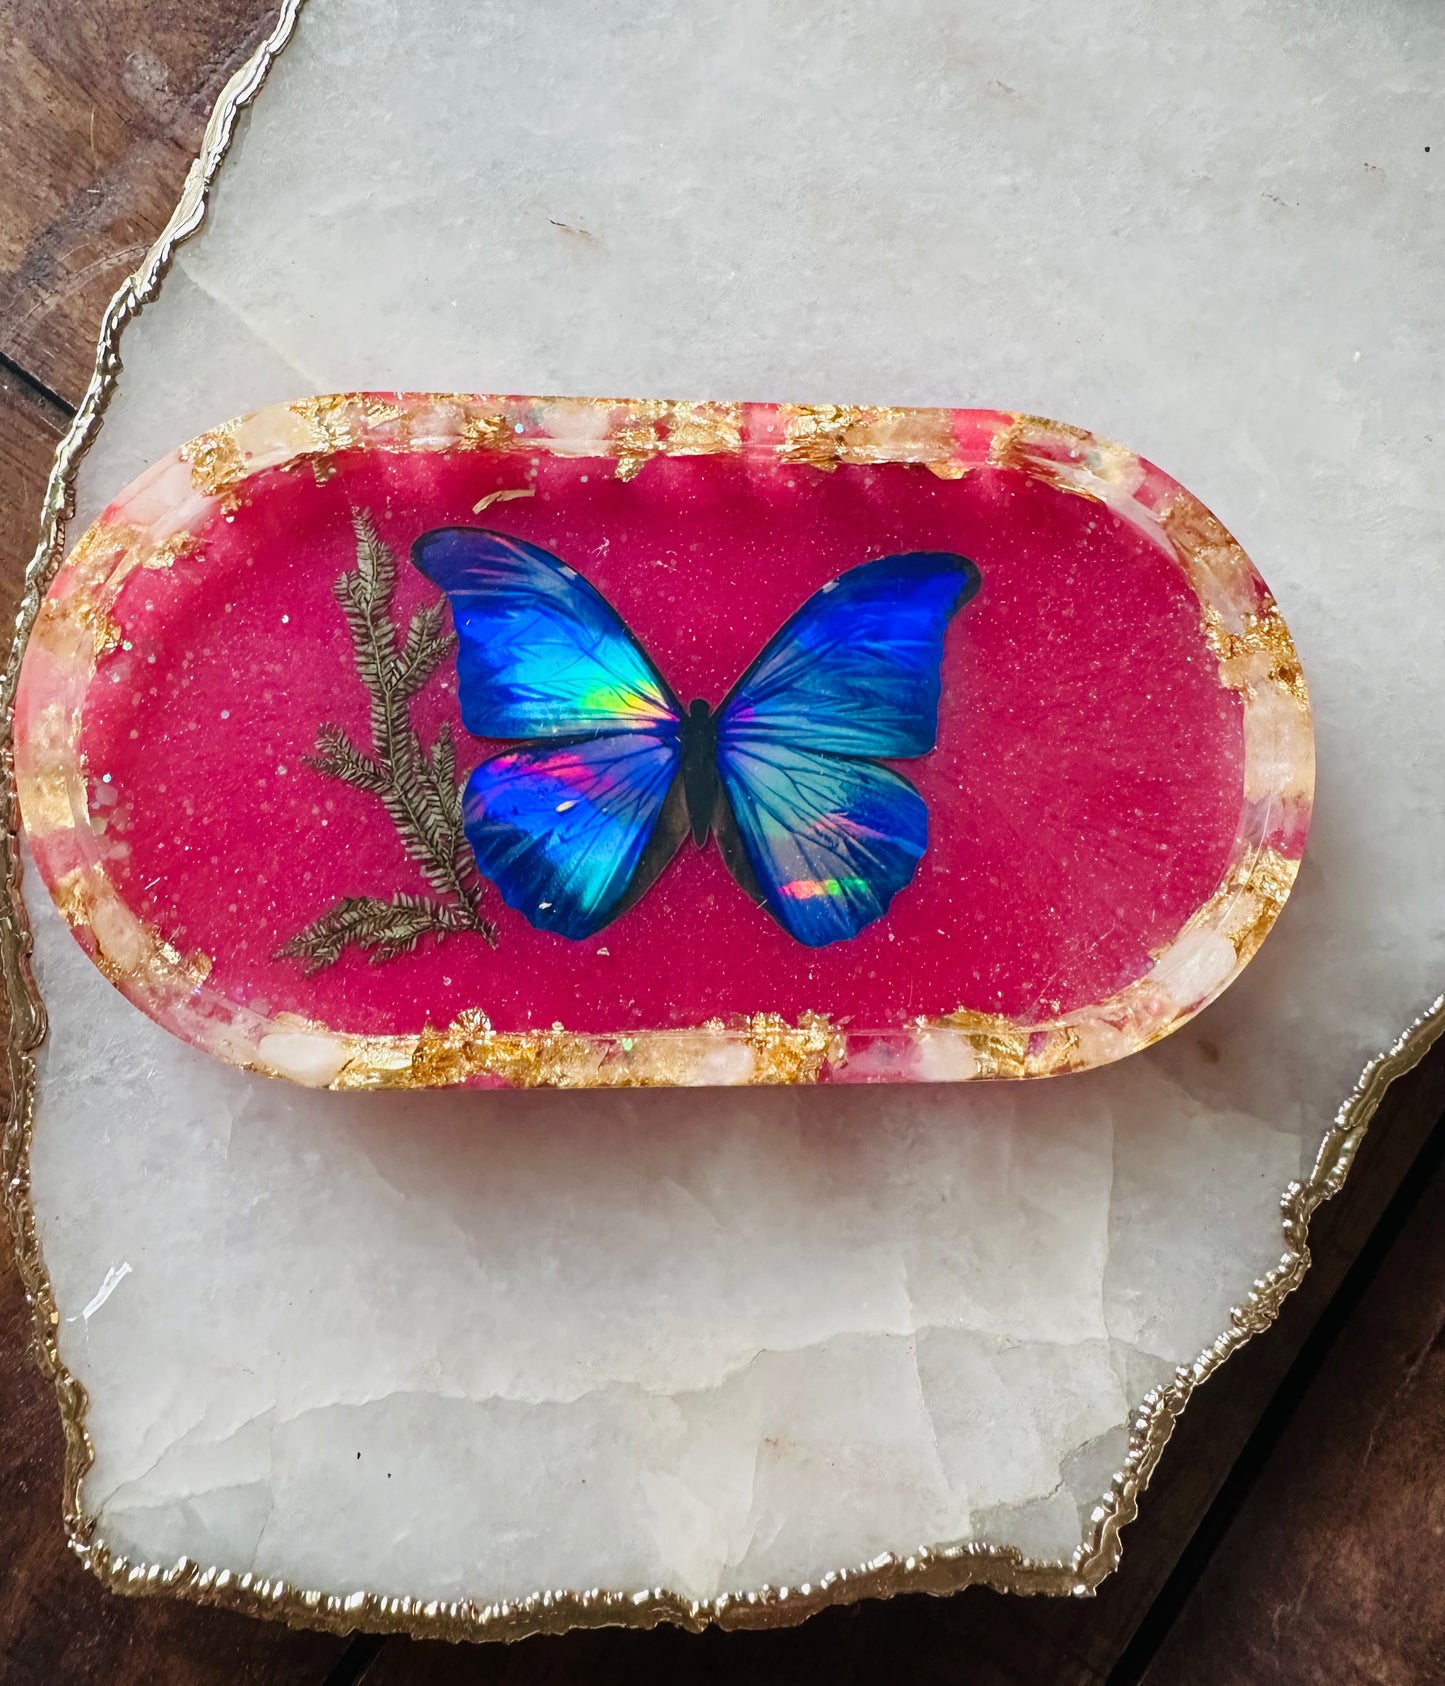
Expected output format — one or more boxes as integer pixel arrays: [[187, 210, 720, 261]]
[[15, 395, 1313, 1089]]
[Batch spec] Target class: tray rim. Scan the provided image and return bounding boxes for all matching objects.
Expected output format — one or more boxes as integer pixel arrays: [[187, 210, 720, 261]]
[[18, 385, 1311, 1093]]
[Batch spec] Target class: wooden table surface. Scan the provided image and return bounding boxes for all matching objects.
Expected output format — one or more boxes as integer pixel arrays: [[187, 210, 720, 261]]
[[2, 6, 1443, 1682]]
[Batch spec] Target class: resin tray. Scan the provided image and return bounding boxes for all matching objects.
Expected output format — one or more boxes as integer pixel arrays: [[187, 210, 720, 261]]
[[15, 394, 1311, 1090]]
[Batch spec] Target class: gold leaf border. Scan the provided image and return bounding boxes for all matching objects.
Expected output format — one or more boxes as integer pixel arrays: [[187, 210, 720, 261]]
[[18, 394, 1313, 1091], [2, 0, 1442, 1646]]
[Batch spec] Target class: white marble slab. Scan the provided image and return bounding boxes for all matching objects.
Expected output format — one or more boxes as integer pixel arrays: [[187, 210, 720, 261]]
[[22, 0, 1445, 1623]]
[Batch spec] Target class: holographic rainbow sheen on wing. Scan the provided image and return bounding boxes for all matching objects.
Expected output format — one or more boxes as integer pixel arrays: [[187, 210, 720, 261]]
[[415, 531, 978, 945], [780, 876, 872, 900], [715, 737, 930, 946], [716, 551, 978, 945], [463, 730, 681, 939], [412, 528, 679, 737], [414, 527, 686, 937]]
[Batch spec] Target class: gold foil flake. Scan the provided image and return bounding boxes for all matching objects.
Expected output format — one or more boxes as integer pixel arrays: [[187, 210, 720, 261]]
[[1162, 493, 1311, 715], [1200, 603, 1309, 706], [935, 1008, 1031, 1078], [742, 1012, 841, 1083], [289, 394, 360, 454], [38, 593, 119, 662], [609, 399, 744, 480], [392, 1011, 481, 1087], [779, 404, 906, 470], [62, 519, 143, 589], [610, 400, 674, 481], [1148, 846, 1300, 984], [93, 612, 122, 659], [1023, 1023, 1084, 1079], [989, 414, 1085, 472], [33, 525, 196, 664], [1162, 492, 1257, 600], [336, 1012, 840, 1091], [1244, 845, 1300, 908], [48, 520, 159, 628], [360, 397, 409, 433], [16, 764, 76, 834], [776, 406, 965, 472], [987, 413, 1134, 507], [854, 409, 955, 465], [142, 530, 199, 572], [49, 870, 89, 927], [178, 424, 246, 509], [472, 487, 535, 514], [93, 528, 198, 614], [32, 855, 215, 995], [402, 1012, 607, 1089], [81, 879, 212, 994], [1226, 900, 1285, 971], [349, 1013, 843, 1090], [778, 405, 862, 469], [328, 1033, 418, 1089], [661, 401, 744, 457], [1219, 847, 1300, 965], [457, 412, 515, 451]]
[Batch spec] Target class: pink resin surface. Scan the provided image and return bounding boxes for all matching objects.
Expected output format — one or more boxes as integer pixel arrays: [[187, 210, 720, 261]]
[[16, 397, 1312, 1088]]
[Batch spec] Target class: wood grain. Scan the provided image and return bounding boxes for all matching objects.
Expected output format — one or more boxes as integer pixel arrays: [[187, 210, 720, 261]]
[[0, 0, 279, 407], [1142, 1121, 1445, 1685], [0, 367, 65, 608]]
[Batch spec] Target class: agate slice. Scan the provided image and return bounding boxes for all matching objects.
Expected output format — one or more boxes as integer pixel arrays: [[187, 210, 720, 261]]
[[15, 395, 1313, 1089]]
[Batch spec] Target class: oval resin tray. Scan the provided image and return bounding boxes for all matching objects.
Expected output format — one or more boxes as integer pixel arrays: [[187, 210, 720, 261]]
[[15, 395, 1313, 1090]]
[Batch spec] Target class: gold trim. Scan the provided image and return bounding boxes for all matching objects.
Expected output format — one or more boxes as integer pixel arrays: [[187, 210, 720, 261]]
[[0, 0, 1438, 1647]]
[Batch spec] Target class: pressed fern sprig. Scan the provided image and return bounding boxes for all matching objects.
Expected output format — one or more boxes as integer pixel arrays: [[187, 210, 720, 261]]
[[277, 511, 496, 972], [277, 892, 478, 975]]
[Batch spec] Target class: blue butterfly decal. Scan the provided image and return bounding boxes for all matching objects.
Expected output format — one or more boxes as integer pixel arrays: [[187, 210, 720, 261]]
[[411, 529, 981, 946]]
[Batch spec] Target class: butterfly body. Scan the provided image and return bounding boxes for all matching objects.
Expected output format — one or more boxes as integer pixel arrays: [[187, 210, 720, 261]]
[[680, 697, 721, 849], [412, 528, 980, 947]]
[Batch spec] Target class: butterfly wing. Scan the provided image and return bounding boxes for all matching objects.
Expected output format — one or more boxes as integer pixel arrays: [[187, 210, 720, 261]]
[[463, 732, 684, 939], [718, 550, 981, 756], [412, 527, 682, 737], [413, 527, 686, 938], [715, 551, 978, 946], [713, 741, 929, 946]]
